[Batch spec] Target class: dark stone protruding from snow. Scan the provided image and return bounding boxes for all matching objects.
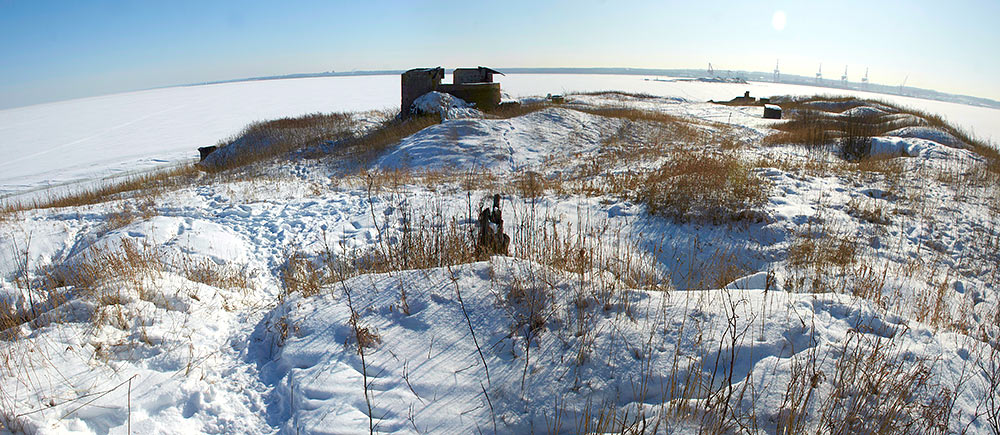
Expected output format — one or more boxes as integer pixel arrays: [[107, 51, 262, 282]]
[[198, 146, 218, 161], [764, 105, 783, 119]]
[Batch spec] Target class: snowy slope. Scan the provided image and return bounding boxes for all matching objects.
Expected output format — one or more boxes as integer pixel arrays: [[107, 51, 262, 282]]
[[2, 93, 998, 433], [375, 108, 620, 173], [259, 259, 981, 434], [3, 75, 998, 200]]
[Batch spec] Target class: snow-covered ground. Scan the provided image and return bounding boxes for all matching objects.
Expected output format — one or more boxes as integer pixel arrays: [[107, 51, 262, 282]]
[[2, 74, 998, 201], [2, 91, 999, 433]]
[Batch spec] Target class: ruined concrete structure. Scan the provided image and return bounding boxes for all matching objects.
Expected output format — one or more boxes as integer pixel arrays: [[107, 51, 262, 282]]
[[401, 66, 504, 116], [763, 104, 783, 119], [453, 67, 501, 85]]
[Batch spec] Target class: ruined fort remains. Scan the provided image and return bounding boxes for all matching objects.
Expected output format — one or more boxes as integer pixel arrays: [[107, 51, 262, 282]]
[[401, 66, 503, 115]]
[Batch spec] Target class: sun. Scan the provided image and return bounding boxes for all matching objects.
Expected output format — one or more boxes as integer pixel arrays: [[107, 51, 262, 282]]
[[772, 10, 787, 31]]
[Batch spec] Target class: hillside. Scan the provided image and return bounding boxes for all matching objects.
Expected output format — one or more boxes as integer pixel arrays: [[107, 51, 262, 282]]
[[1, 91, 999, 434]]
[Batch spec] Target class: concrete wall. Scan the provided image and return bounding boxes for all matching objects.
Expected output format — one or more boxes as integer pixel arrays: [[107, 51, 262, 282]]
[[401, 68, 444, 115], [454, 68, 493, 85], [437, 83, 502, 111], [401, 67, 501, 115]]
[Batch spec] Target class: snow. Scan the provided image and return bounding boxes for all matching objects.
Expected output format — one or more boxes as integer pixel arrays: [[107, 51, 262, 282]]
[[840, 105, 886, 117], [260, 259, 977, 433], [3, 74, 999, 200], [885, 126, 967, 148], [2, 89, 999, 433], [410, 91, 483, 120], [375, 107, 618, 173], [868, 136, 922, 157]]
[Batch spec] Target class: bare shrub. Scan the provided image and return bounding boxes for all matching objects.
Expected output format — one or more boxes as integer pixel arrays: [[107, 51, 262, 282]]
[[840, 112, 880, 161], [977, 337, 1000, 434]]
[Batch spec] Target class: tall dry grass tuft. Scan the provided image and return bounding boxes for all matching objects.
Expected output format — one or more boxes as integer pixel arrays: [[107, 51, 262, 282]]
[[839, 111, 880, 161], [203, 112, 357, 171], [636, 149, 769, 223], [817, 329, 952, 434], [2, 164, 199, 214], [763, 109, 833, 147]]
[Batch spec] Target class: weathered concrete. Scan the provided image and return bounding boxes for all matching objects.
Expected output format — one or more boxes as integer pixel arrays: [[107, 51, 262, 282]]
[[437, 83, 502, 111], [401, 67, 445, 116], [453, 67, 503, 85], [764, 104, 783, 119], [400, 66, 504, 115]]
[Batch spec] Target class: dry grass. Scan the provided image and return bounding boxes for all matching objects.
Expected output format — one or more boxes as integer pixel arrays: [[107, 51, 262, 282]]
[[570, 90, 661, 100], [304, 114, 440, 168], [2, 237, 255, 337], [788, 230, 857, 270], [785, 217, 860, 293], [847, 197, 891, 225], [765, 95, 1000, 174], [762, 109, 835, 148], [484, 101, 554, 119], [203, 112, 357, 171], [817, 330, 950, 434], [179, 256, 256, 291], [2, 164, 199, 214], [635, 149, 769, 223]]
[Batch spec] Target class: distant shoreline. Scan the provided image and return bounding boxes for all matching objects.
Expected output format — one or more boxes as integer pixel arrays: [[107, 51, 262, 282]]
[[179, 67, 1000, 111]]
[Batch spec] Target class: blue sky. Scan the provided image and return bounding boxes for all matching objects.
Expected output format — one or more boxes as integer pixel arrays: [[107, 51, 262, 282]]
[[2, 0, 999, 109]]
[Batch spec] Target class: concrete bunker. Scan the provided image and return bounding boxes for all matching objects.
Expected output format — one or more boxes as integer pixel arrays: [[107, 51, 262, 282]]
[[763, 104, 783, 119], [401, 66, 504, 116]]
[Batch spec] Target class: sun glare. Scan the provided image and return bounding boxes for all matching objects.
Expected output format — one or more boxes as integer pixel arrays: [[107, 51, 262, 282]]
[[772, 10, 787, 31]]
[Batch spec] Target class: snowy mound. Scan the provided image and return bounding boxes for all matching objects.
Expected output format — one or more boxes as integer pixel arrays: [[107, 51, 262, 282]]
[[840, 106, 886, 118], [258, 259, 979, 434], [800, 100, 892, 115], [78, 216, 253, 266], [801, 100, 861, 112], [411, 91, 483, 120], [885, 126, 966, 149], [868, 136, 926, 158], [375, 107, 619, 173]]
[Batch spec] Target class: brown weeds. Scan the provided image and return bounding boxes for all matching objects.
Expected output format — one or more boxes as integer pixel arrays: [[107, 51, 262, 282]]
[[637, 149, 769, 223]]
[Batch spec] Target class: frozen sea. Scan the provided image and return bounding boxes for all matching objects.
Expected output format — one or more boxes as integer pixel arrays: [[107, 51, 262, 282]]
[[2, 73, 998, 200]]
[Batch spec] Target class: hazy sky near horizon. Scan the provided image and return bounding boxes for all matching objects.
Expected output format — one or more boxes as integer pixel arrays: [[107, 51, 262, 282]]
[[2, 0, 999, 109]]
